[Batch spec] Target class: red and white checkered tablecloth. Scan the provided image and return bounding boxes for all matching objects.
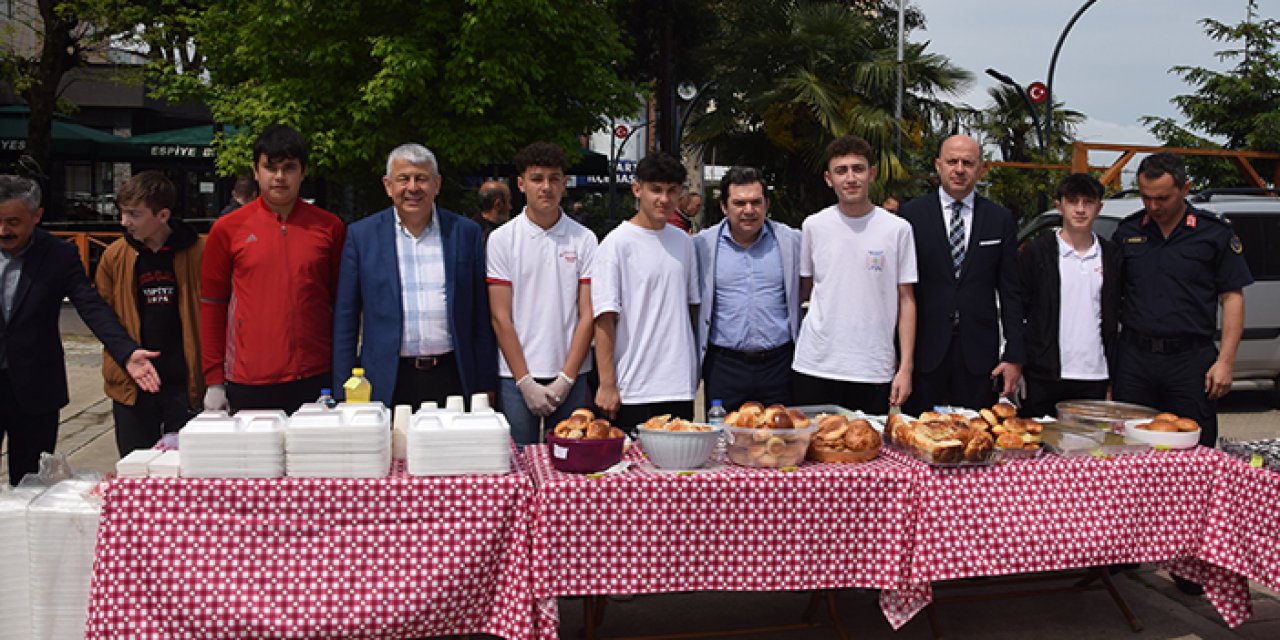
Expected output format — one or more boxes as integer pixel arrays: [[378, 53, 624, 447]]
[[1199, 454, 1280, 591], [86, 463, 538, 640], [878, 447, 1253, 629], [521, 444, 923, 640]]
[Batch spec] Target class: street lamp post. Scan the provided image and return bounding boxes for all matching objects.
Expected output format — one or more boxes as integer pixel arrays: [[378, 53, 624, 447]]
[[608, 121, 650, 221], [985, 68, 1047, 158], [1045, 0, 1099, 158], [985, 67, 1049, 213]]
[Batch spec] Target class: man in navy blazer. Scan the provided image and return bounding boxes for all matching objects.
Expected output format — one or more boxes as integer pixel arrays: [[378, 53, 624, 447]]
[[332, 144, 497, 408], [899, 135, 1025, 414], [0, 175, 160, 485], [693, 167, 801, 413]]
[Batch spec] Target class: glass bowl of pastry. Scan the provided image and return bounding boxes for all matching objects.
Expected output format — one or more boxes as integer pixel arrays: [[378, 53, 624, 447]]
[[636, 415, 721, 469], [722, 402, 818, 469]]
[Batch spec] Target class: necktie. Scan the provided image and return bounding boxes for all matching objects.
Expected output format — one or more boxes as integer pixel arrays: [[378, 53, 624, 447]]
[[949, 200, 966, 278]]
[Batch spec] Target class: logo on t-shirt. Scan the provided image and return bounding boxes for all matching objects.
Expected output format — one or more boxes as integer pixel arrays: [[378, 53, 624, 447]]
[[866, 250, 886, 272], [560, 249, 577, 264]]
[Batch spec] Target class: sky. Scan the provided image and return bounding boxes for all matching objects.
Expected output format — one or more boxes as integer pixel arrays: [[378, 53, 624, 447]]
[[908, 0, 1271, 148]]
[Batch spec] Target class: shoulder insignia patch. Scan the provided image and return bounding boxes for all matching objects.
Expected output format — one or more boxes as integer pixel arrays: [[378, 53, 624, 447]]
[[1125, 236, 1147, 244], [1231, 235, 1243, 254]]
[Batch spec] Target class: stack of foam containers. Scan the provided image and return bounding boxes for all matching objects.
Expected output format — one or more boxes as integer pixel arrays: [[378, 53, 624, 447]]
[[286, 404, 390, 478], [27, 479, 100, 640], [0, 486, 41, 640], [179, 410, 287, 478], [406, 408, 511, 475]]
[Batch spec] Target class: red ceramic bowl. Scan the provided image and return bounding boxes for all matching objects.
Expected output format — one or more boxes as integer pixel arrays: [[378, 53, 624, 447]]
[[546, 434, 624, 473]]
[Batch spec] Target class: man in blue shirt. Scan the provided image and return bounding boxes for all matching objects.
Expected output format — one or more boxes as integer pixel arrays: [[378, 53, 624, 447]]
[[692, 167, 801, 414]]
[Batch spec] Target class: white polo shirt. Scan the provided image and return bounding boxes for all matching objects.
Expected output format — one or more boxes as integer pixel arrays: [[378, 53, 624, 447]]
[[1056, 231, 1108, 381], [592, 221, 700, 404], [486, 210, 598, 378], [793, 205, 918, 383]]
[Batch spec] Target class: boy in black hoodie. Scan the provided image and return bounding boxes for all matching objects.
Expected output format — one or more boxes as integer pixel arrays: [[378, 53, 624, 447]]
[[97, 171, 206, 455], [1017, 173, 1121, 417]]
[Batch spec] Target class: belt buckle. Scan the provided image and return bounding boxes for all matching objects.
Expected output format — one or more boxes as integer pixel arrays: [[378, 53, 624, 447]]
[[1150, 338, 1166, 354], [414, 356, 438, 370]]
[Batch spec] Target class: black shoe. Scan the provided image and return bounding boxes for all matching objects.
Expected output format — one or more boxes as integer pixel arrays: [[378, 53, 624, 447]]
[[1173, 576, 1204, 596]]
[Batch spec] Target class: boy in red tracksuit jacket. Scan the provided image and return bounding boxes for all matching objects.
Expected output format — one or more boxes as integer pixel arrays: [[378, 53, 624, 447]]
[[200, 124, 346, 414]]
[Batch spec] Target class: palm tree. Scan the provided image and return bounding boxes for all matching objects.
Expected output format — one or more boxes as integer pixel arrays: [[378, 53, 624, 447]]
[[979, 84, 1084, 164], [684, 0, 970, 221]]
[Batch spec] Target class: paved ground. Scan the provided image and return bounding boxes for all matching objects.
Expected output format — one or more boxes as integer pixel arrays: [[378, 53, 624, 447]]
[[4, 303, 1278, 639]]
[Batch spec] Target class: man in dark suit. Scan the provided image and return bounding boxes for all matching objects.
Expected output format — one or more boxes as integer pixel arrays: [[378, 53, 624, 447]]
[[332, 144, 497, 408], [0, 175, 160, 485], [899, 135, 1025, 414]]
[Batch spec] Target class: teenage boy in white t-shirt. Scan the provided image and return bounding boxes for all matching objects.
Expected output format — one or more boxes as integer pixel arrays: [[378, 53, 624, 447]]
[[488, 142, 598, 445], [1017, 173, 1120, 417], [592, 152, 700, 432], [792, 135, 918, 414]]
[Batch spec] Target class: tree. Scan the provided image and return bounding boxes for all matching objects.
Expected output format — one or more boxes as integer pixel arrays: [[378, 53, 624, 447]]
[[684, 0, 970, 221], [1141, 0, 1280, 188], [978, 84, 1084, 222], [152, 0, 637, 213], [0, 0, 148, 178]]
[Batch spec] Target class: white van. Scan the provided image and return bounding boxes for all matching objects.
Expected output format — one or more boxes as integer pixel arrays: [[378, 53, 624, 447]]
[[1018, 190, 1280, 400]]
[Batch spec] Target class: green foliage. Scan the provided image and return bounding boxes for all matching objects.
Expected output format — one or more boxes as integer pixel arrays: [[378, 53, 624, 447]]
[[1, 0, 154, 173], [976, 85, 1084, 223], [152, 0, 637, 211], [1141, 0, 1280, 187], [685, 0, 970, 222]]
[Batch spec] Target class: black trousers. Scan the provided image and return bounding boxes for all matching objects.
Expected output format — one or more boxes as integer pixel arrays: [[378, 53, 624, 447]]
[[702, 343, 795, 415], [1112, 340, 1219, 446], [1022, 377, 1109, 419], [792, 370, 891, 415], [227, 372, 331, 415], [0, 370, 59, 486], [112, 386, 195, 455], [906, 331, 998, 415], [393, 353, 466, 409], [615, 400, 694, 435]]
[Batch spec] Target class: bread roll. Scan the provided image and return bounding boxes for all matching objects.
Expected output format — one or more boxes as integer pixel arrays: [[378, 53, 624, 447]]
[[1155, 412, 1179, 422], [788, 409, 812, 429], [979, 408, 999, 427], [844, 420, 881, 451], [964, 431, 994, 462], [1145, 419, 1179, 433], [992, 403, 1017, 420], [996, 432, 1023, 449], [1175, 417, 1200, 433], [572, 408, 596, 422], [587, 419, 613, 439]]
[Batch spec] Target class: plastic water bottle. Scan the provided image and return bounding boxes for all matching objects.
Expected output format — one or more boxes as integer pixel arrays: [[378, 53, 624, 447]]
[[316, 388, 338, 409], [708, 399, 728, 462], [343, 368, 372, 403], [708, 399, 726, 425]]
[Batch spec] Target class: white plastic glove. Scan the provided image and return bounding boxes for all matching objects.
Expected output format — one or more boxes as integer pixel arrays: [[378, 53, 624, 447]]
[[516, 375, 558, 417], [546, 372, 575, 406], [203, 384, 229, 412]]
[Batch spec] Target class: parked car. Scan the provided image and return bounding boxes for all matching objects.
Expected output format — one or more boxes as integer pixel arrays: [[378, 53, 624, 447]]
[[1018, 190, 1280, 402]]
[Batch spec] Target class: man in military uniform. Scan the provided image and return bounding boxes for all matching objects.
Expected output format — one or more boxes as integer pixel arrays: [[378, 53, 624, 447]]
[[1112, 152, 1252, 449]]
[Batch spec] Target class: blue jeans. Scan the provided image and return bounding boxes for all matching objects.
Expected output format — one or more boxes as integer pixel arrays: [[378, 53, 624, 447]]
[[499, 375, 589, 447]]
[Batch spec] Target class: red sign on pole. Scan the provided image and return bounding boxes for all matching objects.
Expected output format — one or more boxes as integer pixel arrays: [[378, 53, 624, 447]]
[[1028, 82, 1048, 104], [614, 125, 629, 139]]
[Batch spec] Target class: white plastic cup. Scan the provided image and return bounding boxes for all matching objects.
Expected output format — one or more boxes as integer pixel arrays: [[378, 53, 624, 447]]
[[445, 395, 465, 412], [420, 401, 439, 410], [471, 393, 491, 412], [393, 405, 412, 430]]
